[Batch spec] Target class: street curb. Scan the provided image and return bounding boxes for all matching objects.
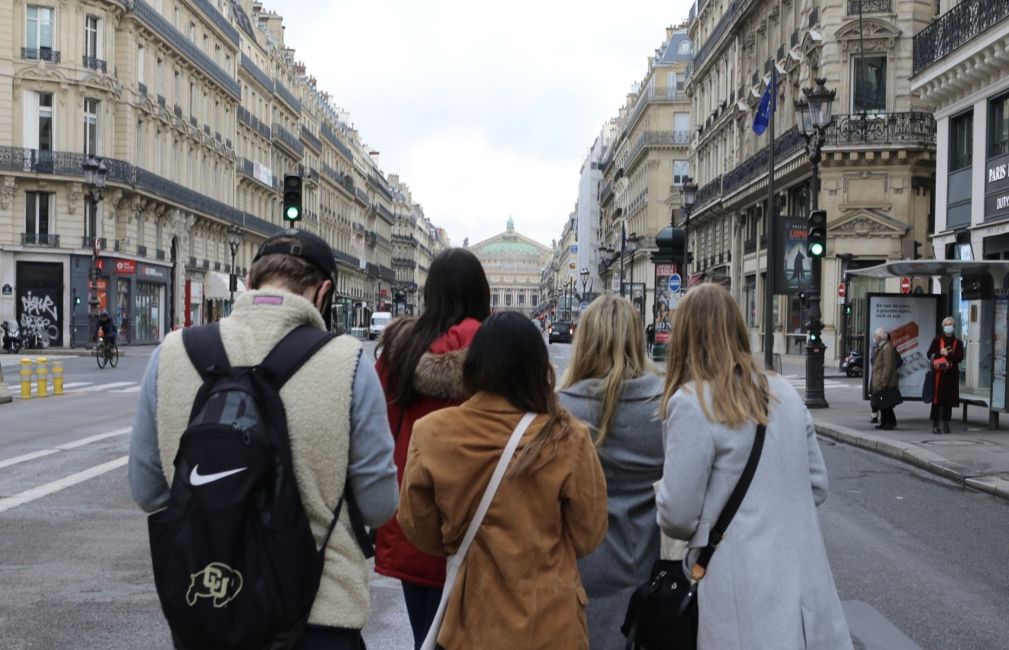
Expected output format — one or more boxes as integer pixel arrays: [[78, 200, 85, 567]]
[[814, 420, 1009, 502]]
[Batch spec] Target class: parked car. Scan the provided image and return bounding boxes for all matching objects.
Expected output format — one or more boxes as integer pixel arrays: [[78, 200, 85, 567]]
[[369, 312, 392, 340], [548, 320, 575, 344]]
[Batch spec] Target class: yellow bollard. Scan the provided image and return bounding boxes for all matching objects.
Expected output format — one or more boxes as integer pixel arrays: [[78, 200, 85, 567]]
[[36, 356, 48, 398], [52, 361, 64, 395], [20, 358, 32, 399]]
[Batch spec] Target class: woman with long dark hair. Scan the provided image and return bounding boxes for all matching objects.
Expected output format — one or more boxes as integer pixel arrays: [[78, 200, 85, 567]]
[[374, 248, 490, 648], [398, 312, 608, 649]]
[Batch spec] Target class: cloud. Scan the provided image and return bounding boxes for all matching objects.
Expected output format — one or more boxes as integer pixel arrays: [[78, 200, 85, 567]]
[[264, 0, 694, 246]]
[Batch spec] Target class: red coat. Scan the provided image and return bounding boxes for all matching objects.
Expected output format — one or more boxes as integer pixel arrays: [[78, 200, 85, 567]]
[[375, 317, 482, 587], [927, 335, 964, 407]]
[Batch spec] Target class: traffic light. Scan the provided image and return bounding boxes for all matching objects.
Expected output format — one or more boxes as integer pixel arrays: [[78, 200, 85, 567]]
[[283, 174, 302, 222], [807, 209, 827, 258]]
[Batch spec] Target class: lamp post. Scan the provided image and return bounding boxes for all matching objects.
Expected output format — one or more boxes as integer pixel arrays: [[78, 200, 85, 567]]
[[579, 267, 590, 304], [626, 233, 641, 322], [794, 77, 835, 409], [619, 221, 627, 298], [82, 155, 108, 347], [227, 225, 243, 313], [680, 178, 698, 278]]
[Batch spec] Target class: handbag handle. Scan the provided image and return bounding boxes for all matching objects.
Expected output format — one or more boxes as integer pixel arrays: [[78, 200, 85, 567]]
[[691, 420, 767, 581], [420, 412, 538, 650]]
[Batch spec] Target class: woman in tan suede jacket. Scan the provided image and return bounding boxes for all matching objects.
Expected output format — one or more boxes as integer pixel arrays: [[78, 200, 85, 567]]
[[398, 312, 608, 650]]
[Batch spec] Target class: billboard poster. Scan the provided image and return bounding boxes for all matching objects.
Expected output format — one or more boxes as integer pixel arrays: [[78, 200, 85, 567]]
[[993, 298, 1008, 412], [775, 216, 815, 295], [654, 263, 676, 347], [864, 293, 942, 400]]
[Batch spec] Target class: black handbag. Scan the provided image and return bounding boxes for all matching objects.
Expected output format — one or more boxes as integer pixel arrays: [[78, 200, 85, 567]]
[[921, 370, 934, 403], [621, 421, 767, 650], [871, 386, 903, 411]]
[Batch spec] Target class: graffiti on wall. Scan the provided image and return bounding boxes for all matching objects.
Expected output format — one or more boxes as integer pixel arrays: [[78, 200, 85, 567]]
[[20, 291, 60, 344]]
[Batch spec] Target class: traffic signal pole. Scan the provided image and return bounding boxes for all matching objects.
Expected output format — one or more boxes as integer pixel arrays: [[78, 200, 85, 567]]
[[805, 148, 828, 409]]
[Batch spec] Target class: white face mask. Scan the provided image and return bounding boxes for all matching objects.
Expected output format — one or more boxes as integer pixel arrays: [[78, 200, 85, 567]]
[[944, 325, 955, 336]]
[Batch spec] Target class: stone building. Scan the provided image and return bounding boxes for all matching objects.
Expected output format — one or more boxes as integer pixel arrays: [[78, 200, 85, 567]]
[[686, 0, 936, 358], [598, 26, 693, 326], [0, 0, 437, 346], [389, 174, 447, 315], [470, 218, 551, 318]]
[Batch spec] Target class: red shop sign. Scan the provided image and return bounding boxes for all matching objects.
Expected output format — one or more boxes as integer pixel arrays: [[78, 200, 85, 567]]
[[115, 259, 137, 275]]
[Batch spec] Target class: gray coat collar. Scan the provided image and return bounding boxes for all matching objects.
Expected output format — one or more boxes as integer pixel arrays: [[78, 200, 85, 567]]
[[559, 373, 664, 402]]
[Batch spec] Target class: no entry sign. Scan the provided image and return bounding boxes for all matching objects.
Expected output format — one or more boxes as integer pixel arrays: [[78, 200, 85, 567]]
[[900, 277, 912, 294], [837, 283, 846, 299]]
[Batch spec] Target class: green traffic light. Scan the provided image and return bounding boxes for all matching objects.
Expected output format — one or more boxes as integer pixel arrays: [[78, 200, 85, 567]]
[[285, 206, 300, 221], [809, 242, 825, 257]]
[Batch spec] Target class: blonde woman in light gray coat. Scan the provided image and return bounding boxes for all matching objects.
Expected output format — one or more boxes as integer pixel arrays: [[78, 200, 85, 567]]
[[656, 284, 852, 650]]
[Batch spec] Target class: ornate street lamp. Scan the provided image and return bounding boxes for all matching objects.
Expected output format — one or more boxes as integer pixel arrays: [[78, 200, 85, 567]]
[[82, 156, 108, 347], [227, 225, 243, 311], [793, 77, 836, 410], [680, 177, 697, 278], [579, 267, 590, 302], [626, 233, 642, 322]]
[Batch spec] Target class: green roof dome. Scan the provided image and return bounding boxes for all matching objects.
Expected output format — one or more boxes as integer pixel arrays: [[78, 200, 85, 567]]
[[480, 236, 543, 256]]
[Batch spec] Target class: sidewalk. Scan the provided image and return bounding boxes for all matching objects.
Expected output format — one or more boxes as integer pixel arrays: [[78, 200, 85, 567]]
[[811, 381, 1009, 502]]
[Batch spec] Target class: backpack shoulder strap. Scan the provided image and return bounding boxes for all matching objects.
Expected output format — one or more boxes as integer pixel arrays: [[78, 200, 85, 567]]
[[258, 324, 337, 391], [181, 323, 230, 380]]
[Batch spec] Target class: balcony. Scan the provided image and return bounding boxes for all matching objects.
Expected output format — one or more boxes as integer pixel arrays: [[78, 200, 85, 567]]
[[693, 0, 745, 71], [913, 0, 1009, 75], [272, 123, 304, 157], [241, 158, 277, 191], [239, 54, 273, 92], [300, 126, 322, 152], [191, 0, 240, 45], [156, 249, 166, 260], [274, 81, 302, 114], [82, 55, 107, 72], [237, 106, 271, 140], [625, 86, 689, 130], [847, 0, 891, 13], [623, 130, 692, 170], [719, 126, 805, 198], [22, 233, 60, 247], [321, 123, 355, 163], [82, 236, 108, 250], [137, 245, 148, 257], [826, 112, 937, 147], [368, 173, 394, 202], [22, 47, 60, 64]]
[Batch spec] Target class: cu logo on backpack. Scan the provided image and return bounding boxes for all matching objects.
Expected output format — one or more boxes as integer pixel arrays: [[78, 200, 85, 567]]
[[187, 563, 243, 608]]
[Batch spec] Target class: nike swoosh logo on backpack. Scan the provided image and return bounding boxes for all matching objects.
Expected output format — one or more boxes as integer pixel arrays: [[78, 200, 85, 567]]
[[189, 465, 247, 486]]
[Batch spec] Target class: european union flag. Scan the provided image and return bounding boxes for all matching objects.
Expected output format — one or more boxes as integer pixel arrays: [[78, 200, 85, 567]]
[[752, 72, 776, 136]]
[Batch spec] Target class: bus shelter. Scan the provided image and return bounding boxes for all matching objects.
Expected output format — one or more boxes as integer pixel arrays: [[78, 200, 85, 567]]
[[850, 260, 1009, 429]]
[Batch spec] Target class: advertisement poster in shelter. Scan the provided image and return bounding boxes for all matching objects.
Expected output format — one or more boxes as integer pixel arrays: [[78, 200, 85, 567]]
[[863, 293, 941, 400], [654, 263, 675, 347], [775, 216, 815, 295]]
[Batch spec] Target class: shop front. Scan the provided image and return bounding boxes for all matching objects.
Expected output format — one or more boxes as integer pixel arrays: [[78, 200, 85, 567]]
[[15, 260, 63, 348], [134, 263, 171, 343]]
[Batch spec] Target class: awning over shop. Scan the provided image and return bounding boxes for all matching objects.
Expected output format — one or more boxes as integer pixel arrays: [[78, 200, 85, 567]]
[[848, 260, 1009, 279], [204, 271, 247, 300], [688, 272, 706, 287]]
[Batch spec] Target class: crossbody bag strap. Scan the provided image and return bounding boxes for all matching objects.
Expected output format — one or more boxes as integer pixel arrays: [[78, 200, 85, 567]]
[[694, 421, 767, 574], [420, 411, 537, 650]]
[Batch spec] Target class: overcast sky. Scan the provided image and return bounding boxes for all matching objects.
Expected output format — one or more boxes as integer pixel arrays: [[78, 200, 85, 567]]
[[267, 0, 694, 248]]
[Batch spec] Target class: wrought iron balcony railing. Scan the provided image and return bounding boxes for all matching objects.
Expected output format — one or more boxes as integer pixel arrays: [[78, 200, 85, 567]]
[[300, 126, 322, 152], [320, 123, 355, 163], [237, 106, 271, 140], [82, 55, 107, 72], [191, 0, 240, 45], [621, 130, 692, 170], [355, 187, 371, 206], [913, 0, 1009, 74], [137, 245, 148, 257], [720, 126, 805, 198], [369, 173, 394, 202], [239, 54, 273, 92], [274, 81, 302, 114], [826, 112, 937, 146], [847, 0, 891, 13], [22, 233, 60, 247], [272, 123, 304, 157], [22, 47, 60, 63]]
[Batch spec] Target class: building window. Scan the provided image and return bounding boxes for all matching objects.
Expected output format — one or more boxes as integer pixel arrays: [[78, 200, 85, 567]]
[[84, 15, 99, 60], [137, 45, 144, 84], [950, 111, 973, 170], [505, 292, 513, 307], [84, 98, 99, 155], [26, 6, 54, 53], [25, 191, 52, 238], [518, 293, 526, 306], [38, 92, 53, 151], [84, 198, 97, 239], [744, 276, 757, 327], [492, 293, 499, 307], [531, 295, 538, 307], [852, 55, 886, 114], [673, 160, 690, 184], [989, 93, 1009, 157]]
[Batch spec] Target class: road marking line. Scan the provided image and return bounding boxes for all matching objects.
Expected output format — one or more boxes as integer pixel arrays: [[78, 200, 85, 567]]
[[111, 385, 142, 394], [0, 427, 131, 469], [0, 456, 128, 513], [78, 382, 136, 392]]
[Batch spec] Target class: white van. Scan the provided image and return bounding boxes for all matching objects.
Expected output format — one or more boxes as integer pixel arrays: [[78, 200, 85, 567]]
[[369, 312, 392, 340]]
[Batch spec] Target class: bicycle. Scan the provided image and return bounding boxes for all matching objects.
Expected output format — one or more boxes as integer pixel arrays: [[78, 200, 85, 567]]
[[96, 337, 119, 369]]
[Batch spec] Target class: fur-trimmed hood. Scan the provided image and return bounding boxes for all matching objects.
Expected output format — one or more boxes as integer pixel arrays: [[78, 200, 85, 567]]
[[380, 317, 481, 402]]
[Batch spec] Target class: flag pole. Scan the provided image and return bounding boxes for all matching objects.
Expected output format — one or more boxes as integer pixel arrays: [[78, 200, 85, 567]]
[[762, 66, 777, 371]]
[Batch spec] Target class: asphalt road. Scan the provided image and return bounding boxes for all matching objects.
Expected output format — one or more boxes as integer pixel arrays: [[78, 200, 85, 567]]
[[0, 340, 1006, 648]]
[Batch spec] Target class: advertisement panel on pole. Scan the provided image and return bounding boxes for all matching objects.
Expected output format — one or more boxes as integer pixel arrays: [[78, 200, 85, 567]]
[[864, 293, 942, 400], [775, 216, 814, 295], [654, 263, 676, 347], [992, 298, 1008, 412]]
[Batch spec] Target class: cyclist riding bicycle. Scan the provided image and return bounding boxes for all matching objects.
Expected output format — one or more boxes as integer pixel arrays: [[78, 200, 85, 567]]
[[96, 310, 117, 347]]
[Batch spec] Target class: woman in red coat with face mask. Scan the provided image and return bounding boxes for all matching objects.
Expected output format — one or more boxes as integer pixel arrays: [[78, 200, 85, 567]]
[[374, 248, 490, 649], [927, 316, 964, 434]]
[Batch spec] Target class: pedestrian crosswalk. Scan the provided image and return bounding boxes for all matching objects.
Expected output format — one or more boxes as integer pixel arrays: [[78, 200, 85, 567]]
[[5, 380, 141, 397], [782, 374, 858, 391]]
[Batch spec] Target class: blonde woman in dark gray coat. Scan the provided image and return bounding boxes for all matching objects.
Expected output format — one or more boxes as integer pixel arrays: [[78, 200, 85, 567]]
[[656, 284, 852, 650], [558, 295, 664, 649]]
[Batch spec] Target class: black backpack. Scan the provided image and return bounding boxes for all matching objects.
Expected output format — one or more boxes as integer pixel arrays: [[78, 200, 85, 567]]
[[148, 323, 340, 650]]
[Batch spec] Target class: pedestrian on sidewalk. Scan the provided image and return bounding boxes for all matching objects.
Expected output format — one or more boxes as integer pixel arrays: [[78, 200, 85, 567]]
[[129, 230, 399, 649], [868, 337, 880, 424], [558, 294, 663, 650], [645, 322, 655, 355], [927, 316, 964, 434], [397, 312, 608, 650], [373, 248, 490, 649], [871, 328, 900, 430], [655, 284, 852, 650]]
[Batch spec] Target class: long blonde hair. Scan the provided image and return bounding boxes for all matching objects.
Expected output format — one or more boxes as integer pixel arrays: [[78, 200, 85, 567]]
[[661, 284, 771, 427], [561, 294, 656, 446]]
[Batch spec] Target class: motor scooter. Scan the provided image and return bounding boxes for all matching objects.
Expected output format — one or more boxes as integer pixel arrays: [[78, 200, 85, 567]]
[[840, 350, 864, 377], [2, 320, 22, 354]]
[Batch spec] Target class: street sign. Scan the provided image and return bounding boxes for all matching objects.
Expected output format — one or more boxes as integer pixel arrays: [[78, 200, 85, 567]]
[[580, 301, 588, 311], [837, 283, 846, 299], [668, 273, 682, 293], [900, 277, 912, 294]]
